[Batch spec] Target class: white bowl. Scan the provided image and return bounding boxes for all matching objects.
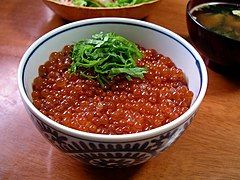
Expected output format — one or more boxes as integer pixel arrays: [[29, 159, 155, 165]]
[[18, 18, 207, 168]]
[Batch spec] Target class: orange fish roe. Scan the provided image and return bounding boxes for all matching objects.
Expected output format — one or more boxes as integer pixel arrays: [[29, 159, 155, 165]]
[[32, 45, 193, 135]]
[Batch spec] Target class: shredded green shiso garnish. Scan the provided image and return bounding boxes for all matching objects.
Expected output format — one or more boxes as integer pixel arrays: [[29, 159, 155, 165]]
[[69, 32, 147, 87]]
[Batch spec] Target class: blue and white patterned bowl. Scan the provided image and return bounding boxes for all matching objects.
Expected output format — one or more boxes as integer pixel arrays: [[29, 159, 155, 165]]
[[18, 18, 208, 168]]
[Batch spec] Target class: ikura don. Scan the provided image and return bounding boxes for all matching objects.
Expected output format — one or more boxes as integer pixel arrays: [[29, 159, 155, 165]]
[[31, 32, 193, 135]]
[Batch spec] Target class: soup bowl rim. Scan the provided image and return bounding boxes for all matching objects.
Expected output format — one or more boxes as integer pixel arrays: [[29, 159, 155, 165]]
[[186, 0, 240, 43]]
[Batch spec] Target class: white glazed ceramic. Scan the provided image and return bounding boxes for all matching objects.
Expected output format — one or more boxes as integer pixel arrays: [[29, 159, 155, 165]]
[[18, 18, 208, 168]]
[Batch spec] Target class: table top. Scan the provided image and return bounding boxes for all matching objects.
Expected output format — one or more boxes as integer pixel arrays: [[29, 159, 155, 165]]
[[1, 0, 240, 179]]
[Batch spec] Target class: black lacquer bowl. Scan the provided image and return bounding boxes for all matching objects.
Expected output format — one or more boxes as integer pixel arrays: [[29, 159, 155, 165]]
[[186, 0, 240, 74]]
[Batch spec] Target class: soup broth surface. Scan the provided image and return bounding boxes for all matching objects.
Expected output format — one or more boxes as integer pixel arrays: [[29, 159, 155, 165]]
[[191, 2, 240, 41]]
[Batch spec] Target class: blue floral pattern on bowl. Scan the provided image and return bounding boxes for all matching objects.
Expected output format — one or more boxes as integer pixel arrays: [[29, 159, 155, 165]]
[[29, 112, 194, 168]]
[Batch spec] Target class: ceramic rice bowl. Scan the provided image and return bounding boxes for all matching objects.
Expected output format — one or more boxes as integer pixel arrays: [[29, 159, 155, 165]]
[[18, 18, 207, 168]]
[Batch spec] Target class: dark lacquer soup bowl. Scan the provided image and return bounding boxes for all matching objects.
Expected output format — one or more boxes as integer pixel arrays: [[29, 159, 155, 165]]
[[186, 0, 240, 74], [18, 18, 207, 168]]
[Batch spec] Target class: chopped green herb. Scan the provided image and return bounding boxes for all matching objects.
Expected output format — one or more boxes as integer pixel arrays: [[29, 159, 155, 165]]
[[69, 32, 147, 87]]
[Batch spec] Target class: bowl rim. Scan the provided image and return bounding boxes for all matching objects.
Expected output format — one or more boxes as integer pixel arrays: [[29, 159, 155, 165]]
[[18, 17, 208, 142], [186, 1, 240, 43], [44, 0, 160, 10]]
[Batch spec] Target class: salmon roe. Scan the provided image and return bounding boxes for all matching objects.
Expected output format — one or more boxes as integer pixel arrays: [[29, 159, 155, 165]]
[[32, 45, 193, 135]]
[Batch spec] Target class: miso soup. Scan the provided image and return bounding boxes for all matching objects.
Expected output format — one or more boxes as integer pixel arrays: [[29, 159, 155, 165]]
[[191, 2, 240, 41]]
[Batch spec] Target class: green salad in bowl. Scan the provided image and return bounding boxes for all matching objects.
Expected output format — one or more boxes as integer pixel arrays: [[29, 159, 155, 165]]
[[43, 0, 161, 21], [56, 0, 152, 7]]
